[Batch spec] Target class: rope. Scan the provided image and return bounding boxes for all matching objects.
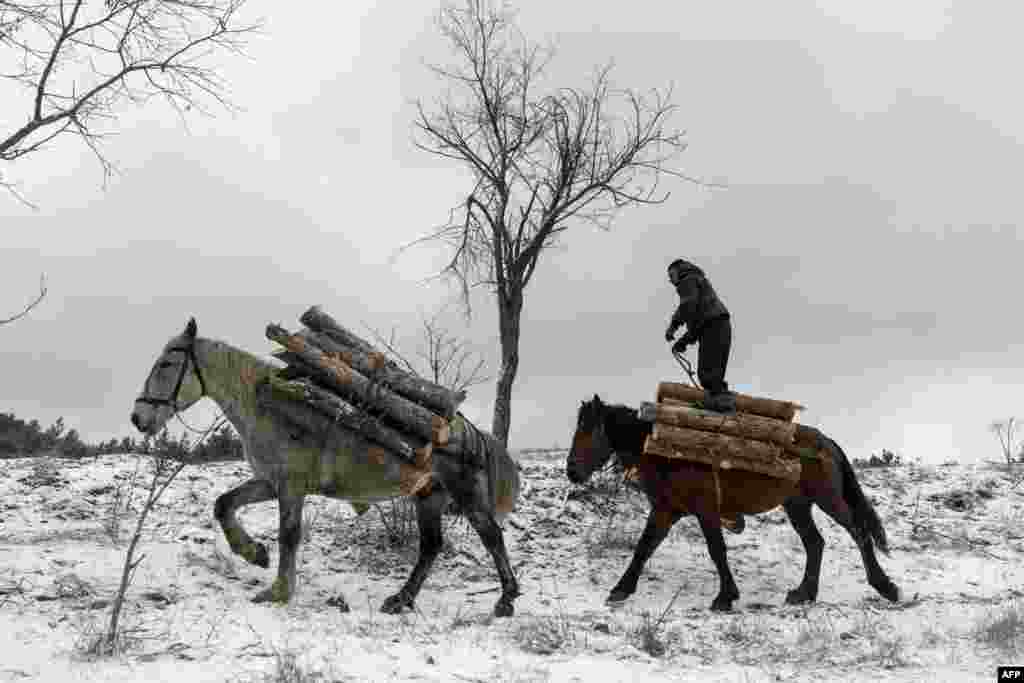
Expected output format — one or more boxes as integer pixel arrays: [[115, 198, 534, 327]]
[[672, 350, 701, 389]]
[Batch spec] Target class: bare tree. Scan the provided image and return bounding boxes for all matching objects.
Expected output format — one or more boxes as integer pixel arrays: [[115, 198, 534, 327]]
[[1, 272, 46, 325], [366, 308, 490, 394], [404, 0, 705, 445], [0, 0, 259, 205], [990, 417, 1024, 466]]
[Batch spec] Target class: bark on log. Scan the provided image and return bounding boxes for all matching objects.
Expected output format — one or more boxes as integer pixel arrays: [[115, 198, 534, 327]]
[[277, 328, 467, 420], [300, 305, 379, 355], [257, 376, 432, 468], [255, 386, 433, 496], [645, 428, 801, 481], [656, 382, 805, 422], [638, 401, 796, 446], [266, 324, 450, 447]]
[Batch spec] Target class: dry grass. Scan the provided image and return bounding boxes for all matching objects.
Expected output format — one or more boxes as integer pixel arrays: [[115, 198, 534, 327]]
[[375, 498, 418, 548], [103, 463, 140, 544], [974, 601, 1024, 655], [584, 512, 637, 559], [511, 592, 579, 655], [631, 610, 668, 657], [261, 650, 331, 683]]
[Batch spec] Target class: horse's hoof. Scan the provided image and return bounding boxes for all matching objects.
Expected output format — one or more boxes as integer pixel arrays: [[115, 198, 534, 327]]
[[380, 593, 413, 614], [880, 583, 901, 603], [785, 589, 816, 605], [605, 590, 631, 606], [327, 596, 350, 613], [251, 588, 275, 604], [493, 599, 515, 618], [710, 598, 734, 612]]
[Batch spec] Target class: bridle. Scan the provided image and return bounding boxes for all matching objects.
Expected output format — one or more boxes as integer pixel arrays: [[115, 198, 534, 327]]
[[572, 403, 615, 475], [136, 339, 207, 412]]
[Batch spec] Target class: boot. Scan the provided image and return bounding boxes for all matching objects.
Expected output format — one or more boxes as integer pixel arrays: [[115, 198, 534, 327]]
[[703, 390, 736, 414], [722, 514, 745, 534]]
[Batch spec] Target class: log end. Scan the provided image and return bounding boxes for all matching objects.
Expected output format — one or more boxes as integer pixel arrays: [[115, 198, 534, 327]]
[[431, 417, 450, 447], [400, 467, 433, 497], [415, 442, 433, 470], [367, 446, 389, 467], [367, 351, 388, 372]]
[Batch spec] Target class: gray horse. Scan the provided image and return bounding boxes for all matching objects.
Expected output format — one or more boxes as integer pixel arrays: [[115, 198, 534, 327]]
[[130, 318, 522, 616]]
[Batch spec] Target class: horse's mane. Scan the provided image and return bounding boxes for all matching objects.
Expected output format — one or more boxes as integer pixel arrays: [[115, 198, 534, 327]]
[[198, 337, 282, 372], [599, 400, 651, 458]]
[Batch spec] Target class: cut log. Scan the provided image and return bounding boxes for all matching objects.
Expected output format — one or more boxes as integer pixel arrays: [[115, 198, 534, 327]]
[[300, 305, 379, 356], [278, 328, 467, 420], [256, 390, 433, 497], [638, 401, 796, 446], [257, 376, 432, 468], [266, 324, 450, 447], [656, 382, 805, 422], [644, 428, 801, 481]]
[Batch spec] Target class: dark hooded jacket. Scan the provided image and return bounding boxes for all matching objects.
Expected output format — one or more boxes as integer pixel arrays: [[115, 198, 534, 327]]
[[669, 261, 730, 343]]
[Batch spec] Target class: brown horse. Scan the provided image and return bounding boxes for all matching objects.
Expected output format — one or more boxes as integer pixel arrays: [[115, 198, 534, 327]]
[[565, 394, 901, 611]]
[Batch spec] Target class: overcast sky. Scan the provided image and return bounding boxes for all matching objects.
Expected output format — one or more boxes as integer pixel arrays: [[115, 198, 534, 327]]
[[2, 0, 1022, 465]]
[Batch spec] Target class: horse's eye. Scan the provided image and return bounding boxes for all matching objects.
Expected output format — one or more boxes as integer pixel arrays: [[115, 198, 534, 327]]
[[158, 361, 174, 370]]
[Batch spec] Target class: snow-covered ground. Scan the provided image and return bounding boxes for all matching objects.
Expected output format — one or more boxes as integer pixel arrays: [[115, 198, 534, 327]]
[[1, 451, 1021, 682]]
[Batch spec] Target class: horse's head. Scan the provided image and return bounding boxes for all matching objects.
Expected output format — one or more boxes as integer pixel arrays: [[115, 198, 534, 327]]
[[130, 318, 207, 435], [566, 394, 614, 484]]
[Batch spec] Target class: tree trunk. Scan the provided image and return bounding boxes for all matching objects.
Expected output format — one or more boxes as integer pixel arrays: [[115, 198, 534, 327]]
[[266, 324, 450, 446], [491, 289, 522, 448]]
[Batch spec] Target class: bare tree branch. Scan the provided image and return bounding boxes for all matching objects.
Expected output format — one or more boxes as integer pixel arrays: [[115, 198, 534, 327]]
[[364, 307, 490, 394], [399, 0, 719, 444], [1, 0, 261, 202], [990, 417, 1023, 466], [0, 272, 46, 325]]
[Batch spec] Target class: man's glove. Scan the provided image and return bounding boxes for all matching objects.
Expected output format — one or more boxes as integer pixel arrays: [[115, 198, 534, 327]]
[[664, 322, 678, 342]]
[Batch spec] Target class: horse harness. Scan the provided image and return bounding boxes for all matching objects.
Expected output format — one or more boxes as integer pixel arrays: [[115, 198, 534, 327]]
[[136, 340, 207, 411]]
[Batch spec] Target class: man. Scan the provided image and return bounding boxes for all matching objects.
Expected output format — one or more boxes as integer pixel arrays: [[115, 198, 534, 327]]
[[664, 258, 743, 533], [664, 258, 737, 414]]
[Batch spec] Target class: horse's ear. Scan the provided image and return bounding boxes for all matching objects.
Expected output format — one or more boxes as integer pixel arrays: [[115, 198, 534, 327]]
[[593, 393, 602, 406], [185, 318, 197, 339]]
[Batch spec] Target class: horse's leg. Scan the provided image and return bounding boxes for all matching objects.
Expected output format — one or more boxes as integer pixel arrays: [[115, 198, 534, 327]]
[[214, 478, 276, 569], [458, 496, 520, 617], [252, 491, 305, 604], [607, 505, 682, 605], [782, 498, 823, 604], [696, 512, 740, 611], [814, 493, 900, 602], [381, 489, 450, 615]]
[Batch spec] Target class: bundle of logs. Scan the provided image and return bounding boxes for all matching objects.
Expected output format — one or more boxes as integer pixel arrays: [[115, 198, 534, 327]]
[[637, 382, 829, 482], [256, 305, 485, 496]]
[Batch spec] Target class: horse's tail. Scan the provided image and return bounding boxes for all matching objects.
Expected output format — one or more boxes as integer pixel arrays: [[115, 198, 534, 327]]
[[831, 437, 890, 556]]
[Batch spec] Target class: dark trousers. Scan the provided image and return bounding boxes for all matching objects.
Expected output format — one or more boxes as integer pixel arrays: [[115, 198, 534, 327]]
[[697, 316, 732, 395]]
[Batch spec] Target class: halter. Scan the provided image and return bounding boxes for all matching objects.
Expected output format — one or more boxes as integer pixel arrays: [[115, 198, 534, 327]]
[[136, 339, 207, 412]]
